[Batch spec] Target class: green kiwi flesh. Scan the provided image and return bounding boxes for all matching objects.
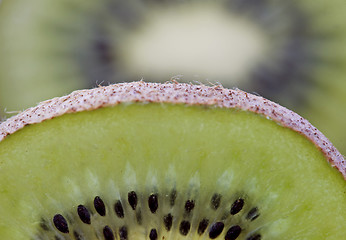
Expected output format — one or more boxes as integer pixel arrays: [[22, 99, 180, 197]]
[[0, 82, 345, 239]]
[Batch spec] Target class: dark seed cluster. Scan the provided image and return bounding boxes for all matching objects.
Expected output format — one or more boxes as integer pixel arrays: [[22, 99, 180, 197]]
[[163, 213, 173, 231], [53, 214, 69, 234], [246, 207, 260, 221], [225, 225, 242, 240], [184, 199, 195, 213], [211, 193, 222, 210], [170, 189, 177, 206], [94, 196, 106, 216], [119, 226, 128, 240], [114, 200, 124, 218], [46, 191, 262, 240], [198, 218, 209, 235], [230, 198, 244, 215], [77, 205, 91, 224], [179, 220, 191, 236], [128, 191, 138, 210], [209, 222, 225, 239], [149, 228, 158, 240], [103, 226, 114, 240], [148, 194, 159, 213]]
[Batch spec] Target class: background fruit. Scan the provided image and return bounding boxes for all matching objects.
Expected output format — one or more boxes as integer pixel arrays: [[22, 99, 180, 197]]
[[0, 0, 345, 154]]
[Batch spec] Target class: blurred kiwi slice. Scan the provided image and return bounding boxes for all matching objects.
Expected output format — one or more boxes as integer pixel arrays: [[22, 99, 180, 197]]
[[0, 82, 345, 239], [0, 0, 345, 153]]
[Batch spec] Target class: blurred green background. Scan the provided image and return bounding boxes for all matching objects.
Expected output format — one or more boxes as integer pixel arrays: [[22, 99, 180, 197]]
[[0, 0, 345, 154]]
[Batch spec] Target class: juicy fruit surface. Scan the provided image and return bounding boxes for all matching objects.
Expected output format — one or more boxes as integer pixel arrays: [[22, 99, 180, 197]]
[[0, 103, 345, 239]]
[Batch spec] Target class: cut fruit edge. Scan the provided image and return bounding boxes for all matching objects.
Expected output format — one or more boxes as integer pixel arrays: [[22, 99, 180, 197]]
[[0, 81, 345, 179]]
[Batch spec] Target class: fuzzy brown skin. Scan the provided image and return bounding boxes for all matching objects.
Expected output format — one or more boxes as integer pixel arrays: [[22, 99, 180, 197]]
[[0, 81, 345, 179]]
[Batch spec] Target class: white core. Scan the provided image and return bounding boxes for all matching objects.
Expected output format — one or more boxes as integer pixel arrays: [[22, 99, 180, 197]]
[[120, 4, 268, 84]]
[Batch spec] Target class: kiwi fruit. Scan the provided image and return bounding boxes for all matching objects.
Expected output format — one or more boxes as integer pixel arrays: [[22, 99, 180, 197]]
[[0, 0, 345, 155], [0, 81, 345, 239]]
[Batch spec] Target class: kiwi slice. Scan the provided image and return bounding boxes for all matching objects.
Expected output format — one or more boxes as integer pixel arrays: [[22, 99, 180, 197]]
[[0, 82, 345, 239]]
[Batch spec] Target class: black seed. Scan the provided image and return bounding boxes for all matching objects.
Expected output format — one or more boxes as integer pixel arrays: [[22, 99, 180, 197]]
[[185, 200, 195, 213], [230, 199, 244, 215], [148, 194, 159, 213], [170, 189, 177, 206], [246, 207, 260, 221], [128, 191, 138, 210], [94, 196, 106, 216], [163, 213, 173, 231], [179, 221, 191, 236], [40, 218, 49, 231], [225, 225, 242, 240], [114, 200, 124, 218], [136, 208, 142, 225], [209, 222, 224, 239], [74, 230, 83, 240], [197, 218, 209, 235], [149, 229, 158, 240], [53, 214, 69, 234], [77, 205, 91, 224], [119, 226, 128, 240], [103, 226, 114, 240], [211, 193, 221, 210], [246, 234, 261, 240]]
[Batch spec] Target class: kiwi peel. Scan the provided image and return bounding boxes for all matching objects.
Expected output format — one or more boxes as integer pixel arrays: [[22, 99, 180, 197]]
[[0, 81, 345, 239]]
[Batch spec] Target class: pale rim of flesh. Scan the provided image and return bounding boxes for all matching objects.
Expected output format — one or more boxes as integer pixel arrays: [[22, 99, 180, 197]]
[[0, 81, 345, 179]]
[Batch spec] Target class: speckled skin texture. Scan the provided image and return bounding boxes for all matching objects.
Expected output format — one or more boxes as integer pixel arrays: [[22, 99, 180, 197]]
[[0, 81, 345, 179]]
